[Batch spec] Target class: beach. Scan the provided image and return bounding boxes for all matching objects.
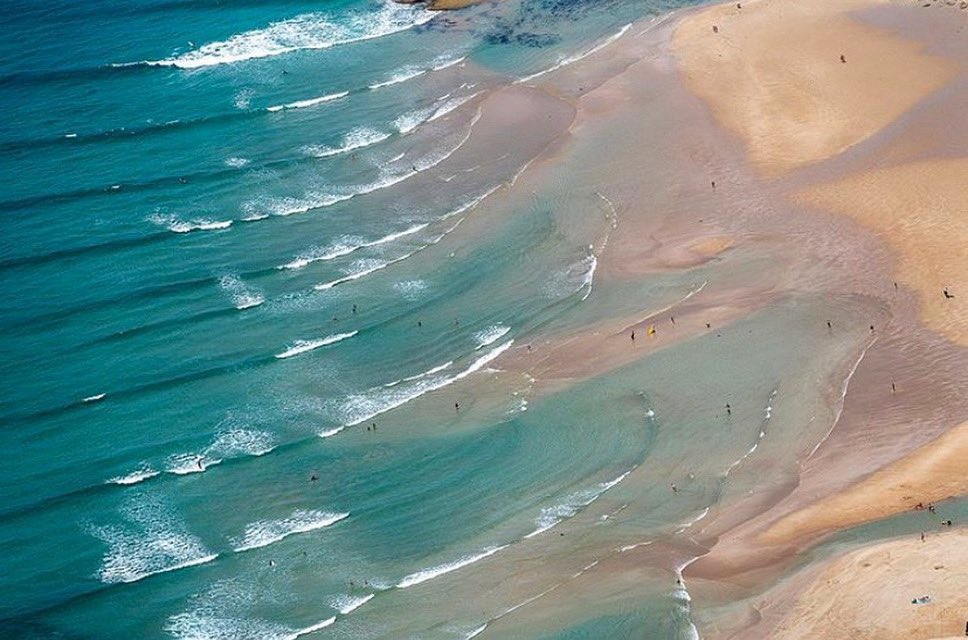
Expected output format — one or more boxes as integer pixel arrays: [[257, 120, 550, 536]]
[[2, 0, 966, 636]]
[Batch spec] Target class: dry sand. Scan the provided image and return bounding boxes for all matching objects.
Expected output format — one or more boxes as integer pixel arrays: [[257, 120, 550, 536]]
[[771, 528, 968, 639], [673, 0, 958, 175]]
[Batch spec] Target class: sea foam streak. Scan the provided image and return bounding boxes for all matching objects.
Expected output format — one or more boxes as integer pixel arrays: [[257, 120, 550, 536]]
[[219, 274, 265, 310], [335, 340, 513, 428], [475, 325, 510, 349], [518, 23, 631, 84], [281, 224, 427, 270], [166, 613, 334, 640], [275, 331, 357, 359], [331, 593, 375, 614], [368, 55, 465, 90], [134, 5, 434, 69], [165, 428, 276, 475], [267, 91, 348, 113], [149, 212, 232, 233], [302, 127, 391, 158], [90, 497, 217, 584], [397, 545, 508, 588], [525, 470, 632, 538], [108, 463, 159, 486], [233, 510, 348, 552]]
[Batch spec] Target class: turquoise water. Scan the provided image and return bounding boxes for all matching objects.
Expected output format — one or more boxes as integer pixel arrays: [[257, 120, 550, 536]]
[[0, 1, 891, 638]]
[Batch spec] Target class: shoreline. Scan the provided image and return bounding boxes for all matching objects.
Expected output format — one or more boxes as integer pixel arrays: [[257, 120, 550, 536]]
[[666, 0, 968, 637], [470, 0, 967, 635]]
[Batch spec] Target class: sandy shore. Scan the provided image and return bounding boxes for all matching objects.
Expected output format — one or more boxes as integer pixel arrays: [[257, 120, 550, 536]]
[[668, 0, 968, 636], [796, 159, 968, 345], [772, 528, 968, 639], [673, 0, 957, 175], [761, 421, 968, 545]]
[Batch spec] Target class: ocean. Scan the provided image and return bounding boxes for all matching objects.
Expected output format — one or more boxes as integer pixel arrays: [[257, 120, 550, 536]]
[[0, 0, 907, 638]]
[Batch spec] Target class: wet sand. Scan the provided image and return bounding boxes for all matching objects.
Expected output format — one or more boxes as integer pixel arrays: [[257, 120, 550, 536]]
[[762, 421, 968, 545], [384, 0, 968, 634], [666, 0, 968, 636]]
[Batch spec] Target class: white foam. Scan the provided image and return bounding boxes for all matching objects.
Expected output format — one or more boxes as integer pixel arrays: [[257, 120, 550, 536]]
[[275, 331, 357, 359], [397, 545, 508, 588], [90, 498, 218, 584], [64, 133, 78, 138], [675, 507, 710, 534], [166, 452, 223, 475], [518, 23, 631, 84], [525, 469, 632, 539], [210, 428, 276, 458], [465, 624, 488, 639], [233, 510, 348, 552], [83, 393, 107, 403], [225, 156, 250, 168], [388, 361, 454, 387], [475, 325, 511, 349], [267, 90, 348, 113], [318, 426, 344, 439], [149, 212, 232, 233], [432, 55, 466, 71], [302, 127, 391, 158], [330, 593, 374, 615], [394, 108, 433, 134], [393, 279, 428, 300], [233, 88, 254, 110], [165, 428, 275, 476], [108, 464, 160, 486], [428, 92, 481, 123], [280, 223, 427, 270], [580, 253, 597, 302], [369, 66, 427, 90], [289, 618, 336, 639], [334, 340, 513, 428], [240, 192, 353, 219], [136, 5, 434, 69], [166, 613, 335, 640], [219, 274, 265, 310]]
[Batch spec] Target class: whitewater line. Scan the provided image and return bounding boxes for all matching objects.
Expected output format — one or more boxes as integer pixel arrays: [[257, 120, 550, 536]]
[[807, 337, 876, 460], [517, 23, 631, 84]]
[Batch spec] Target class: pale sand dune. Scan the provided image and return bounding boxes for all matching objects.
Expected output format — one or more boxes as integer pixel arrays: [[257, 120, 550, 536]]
[[795, 159, 968, 346], [771, 528, 968, 640], [673, 0, 957, 175], [761, 421, 968, 545]]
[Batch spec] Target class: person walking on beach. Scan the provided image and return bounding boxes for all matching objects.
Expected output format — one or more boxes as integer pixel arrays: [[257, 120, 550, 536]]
[[725, 403, 731, 416], [944, 288, 954, 299], [455, 402, 460, 413], [631, 331, 635, 342]]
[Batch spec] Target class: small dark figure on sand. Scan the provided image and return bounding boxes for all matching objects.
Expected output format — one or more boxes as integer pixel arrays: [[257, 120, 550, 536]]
[[840, 54, 846, 63], [725, 403, 732, 416], [944, 288, 954, 299], [713, 25, 719, 33]]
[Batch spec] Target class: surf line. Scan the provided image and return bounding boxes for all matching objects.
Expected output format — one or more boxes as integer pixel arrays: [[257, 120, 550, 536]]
[[806, 336, 876, 460]]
